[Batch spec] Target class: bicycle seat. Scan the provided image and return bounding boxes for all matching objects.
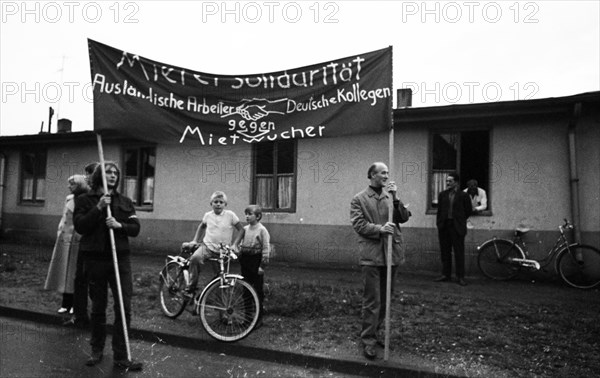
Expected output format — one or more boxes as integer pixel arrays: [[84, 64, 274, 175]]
[[515, 226, 530, 236]]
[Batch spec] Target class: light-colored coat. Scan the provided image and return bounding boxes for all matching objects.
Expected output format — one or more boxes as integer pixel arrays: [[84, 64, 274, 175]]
[[350, 187, 410, 266], [44, 194, 81, 293]]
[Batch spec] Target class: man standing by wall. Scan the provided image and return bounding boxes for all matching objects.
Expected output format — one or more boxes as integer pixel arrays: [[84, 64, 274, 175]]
[[435, 172, 472, 286], [350, 162, 410, 360]]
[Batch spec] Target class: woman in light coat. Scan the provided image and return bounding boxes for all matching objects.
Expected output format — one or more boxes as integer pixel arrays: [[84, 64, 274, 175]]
[[44, 174, 89, 313]]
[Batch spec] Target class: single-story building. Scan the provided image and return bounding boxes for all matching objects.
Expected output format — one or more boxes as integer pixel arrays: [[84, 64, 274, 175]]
[[1, 91, 598, 275]]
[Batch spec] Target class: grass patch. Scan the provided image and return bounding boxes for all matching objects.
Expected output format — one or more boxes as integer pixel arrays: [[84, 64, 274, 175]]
[[1, 244, 599, 378]]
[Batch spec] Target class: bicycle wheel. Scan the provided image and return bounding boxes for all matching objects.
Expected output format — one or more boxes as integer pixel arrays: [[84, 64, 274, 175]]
[[556, 245, 600, 289], [199, 277, 260, 342], [159, 262, 188, 318], [478, 239, 525, 280]]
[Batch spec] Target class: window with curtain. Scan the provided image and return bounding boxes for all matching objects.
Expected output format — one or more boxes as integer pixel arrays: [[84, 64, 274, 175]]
[[123, 146, 156, 208], [252, 140, 296, 212], [430, 130, 490, 211], [20, 150, 47, 204]]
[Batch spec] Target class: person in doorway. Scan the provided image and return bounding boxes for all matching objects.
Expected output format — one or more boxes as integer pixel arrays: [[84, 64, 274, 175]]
[[350, 162, 410, 360], [44, 175, 89, 315], [74, 162, 143, 370], [464, 179, 487, 213], [435, 172, 472, 286]]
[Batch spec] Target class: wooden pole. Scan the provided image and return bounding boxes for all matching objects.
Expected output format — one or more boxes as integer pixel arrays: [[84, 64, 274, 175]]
[[384, 46, 394, 362], [384, 126, 394, 362], [96, 133, 132, 361]]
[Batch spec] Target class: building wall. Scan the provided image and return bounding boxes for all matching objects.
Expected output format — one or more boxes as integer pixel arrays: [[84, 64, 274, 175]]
[[1, 141, 118, 240], [576, 112, 600, 246], [2, 108, 599, 273]]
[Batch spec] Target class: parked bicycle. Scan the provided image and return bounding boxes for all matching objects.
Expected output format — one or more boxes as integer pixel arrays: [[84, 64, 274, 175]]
[[477, 219, 600, 289], [158, 243, 260, 342]]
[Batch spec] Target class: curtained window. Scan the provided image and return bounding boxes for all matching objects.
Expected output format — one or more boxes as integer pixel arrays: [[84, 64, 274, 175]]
[[252, 140, 296, 212], [20, 150, 46, 204], [430, 130, 490, 212], [124, 146, 156, 209]]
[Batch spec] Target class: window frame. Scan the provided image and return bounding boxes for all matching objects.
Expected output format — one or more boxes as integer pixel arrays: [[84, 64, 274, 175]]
[[427, 128, 492, 215], [251, 139, 297, 213], [19, 149, 47, 206], [121, 145, 156, 211]]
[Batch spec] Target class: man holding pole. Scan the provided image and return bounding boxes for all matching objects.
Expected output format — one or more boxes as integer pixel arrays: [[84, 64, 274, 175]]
[[350, 162, 410, 360], [74, 162, 142, 370]]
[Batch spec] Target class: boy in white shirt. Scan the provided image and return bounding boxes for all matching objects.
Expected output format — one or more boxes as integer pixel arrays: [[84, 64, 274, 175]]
[[183, 191, 243, 294], [238, 205, 271, 326]]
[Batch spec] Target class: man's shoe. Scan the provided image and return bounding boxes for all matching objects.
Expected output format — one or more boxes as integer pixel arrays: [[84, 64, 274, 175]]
[[458, 278, 468, 286], [434, 275, 451, 282], [114, 359, 143, 371], [363, 344, 376, 360], [85, 352, 103, 366]]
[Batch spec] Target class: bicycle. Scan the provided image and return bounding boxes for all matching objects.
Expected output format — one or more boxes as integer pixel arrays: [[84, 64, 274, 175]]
[[158, 243, 260, 342], [477, 219, 600, 289]]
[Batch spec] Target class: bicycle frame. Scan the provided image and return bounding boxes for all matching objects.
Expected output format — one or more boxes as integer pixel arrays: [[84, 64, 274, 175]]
[[159, 242, 261, 340], [480, 220, 573, 271], [539, 227, 571, 268]]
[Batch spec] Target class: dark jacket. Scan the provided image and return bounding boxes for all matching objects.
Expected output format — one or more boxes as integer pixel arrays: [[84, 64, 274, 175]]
[[436, 188, 472, 236], [74, 190, 140, 260], [350, 186, 410, 266]]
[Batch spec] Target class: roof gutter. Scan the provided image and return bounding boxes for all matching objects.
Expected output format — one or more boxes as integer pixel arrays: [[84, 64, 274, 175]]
[[567, 103, 582, 243]]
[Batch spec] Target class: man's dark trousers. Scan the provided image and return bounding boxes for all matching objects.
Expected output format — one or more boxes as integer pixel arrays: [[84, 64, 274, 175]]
[[438, 219, 466, 278], [87, 258, 132, 360]]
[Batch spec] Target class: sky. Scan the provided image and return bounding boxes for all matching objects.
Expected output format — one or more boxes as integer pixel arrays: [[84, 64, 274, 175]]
[[1, 0, 599, 136]]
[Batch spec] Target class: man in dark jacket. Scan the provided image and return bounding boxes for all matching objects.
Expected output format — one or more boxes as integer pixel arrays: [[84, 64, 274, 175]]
[[74, 162, 142, 371], [435, 172, 472, 286]]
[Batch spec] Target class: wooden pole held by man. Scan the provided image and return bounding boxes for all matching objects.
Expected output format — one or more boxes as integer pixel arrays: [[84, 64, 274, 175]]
[[95, 133, 131, 361]]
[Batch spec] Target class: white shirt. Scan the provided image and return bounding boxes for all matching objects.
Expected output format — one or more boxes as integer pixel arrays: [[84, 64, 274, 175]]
[[202, 210, 240, 251], [464, 187, 487, 211]]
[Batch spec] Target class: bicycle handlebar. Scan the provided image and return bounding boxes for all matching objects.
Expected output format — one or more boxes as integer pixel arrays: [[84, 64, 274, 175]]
[[180, 242, 238, 260], [560, 219, 573, 231]]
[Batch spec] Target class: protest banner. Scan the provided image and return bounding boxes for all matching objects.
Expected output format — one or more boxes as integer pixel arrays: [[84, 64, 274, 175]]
[[88, 39, 392, 144]]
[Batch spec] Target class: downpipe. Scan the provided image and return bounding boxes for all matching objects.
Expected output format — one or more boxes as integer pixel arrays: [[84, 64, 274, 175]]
[[0, 153, 5, 233], [567, 103, 582, 244]]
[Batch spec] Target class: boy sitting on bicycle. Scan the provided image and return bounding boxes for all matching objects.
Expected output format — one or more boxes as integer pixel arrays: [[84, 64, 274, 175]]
[[237, 205, 271, 327], [182, 191, 243, 295]]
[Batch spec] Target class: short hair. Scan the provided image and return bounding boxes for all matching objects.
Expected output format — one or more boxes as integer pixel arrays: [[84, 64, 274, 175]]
[[84, 162, 99, 175], [466, 179, 478, 187], [367, 162, 386, 179], [245, 205, 263, 221], [210, 191, 227, 204], [448, 171, 460, 182], [68, 174, 89, 196], [90, 161, 120, 191]]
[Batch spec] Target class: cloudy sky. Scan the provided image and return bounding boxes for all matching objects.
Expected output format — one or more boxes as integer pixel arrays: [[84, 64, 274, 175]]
[[1, 0, 598, 136]]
